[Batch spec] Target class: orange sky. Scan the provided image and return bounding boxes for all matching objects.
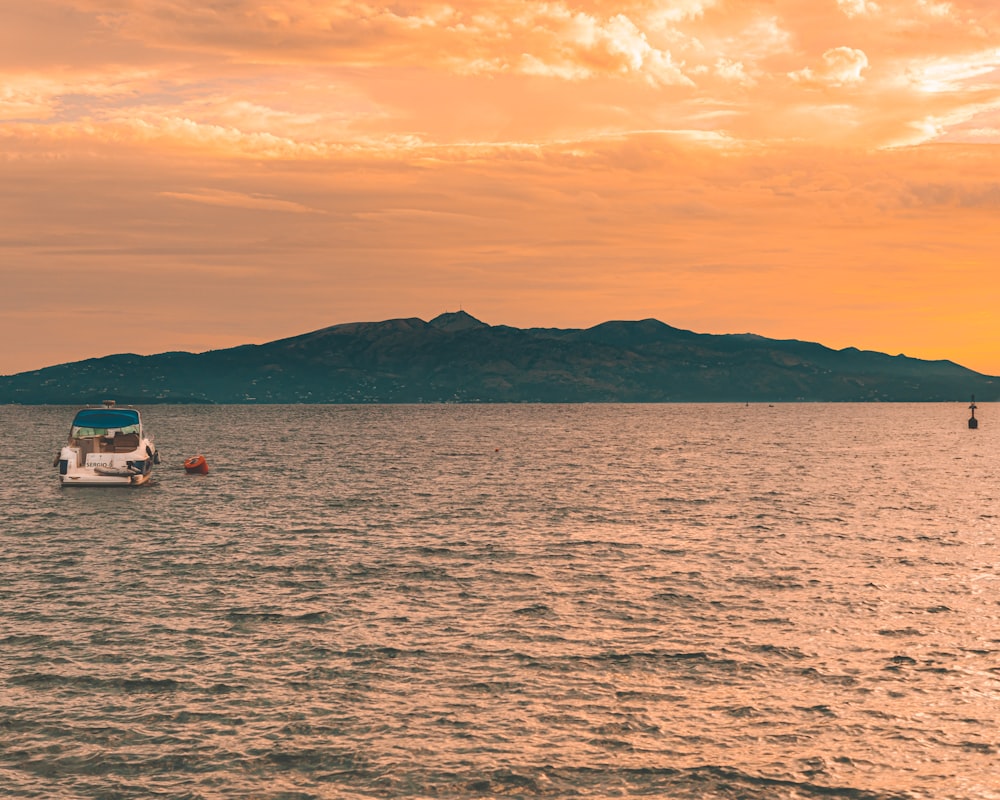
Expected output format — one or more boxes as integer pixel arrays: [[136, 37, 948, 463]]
[[2, 0, 998, 376]]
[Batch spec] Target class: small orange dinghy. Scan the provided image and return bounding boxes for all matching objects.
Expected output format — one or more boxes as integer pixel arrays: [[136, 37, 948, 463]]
[[184, 454, 209, 474]]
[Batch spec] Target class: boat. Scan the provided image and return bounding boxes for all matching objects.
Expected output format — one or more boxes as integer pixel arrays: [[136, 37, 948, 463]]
[[56, 401, 159, 486]]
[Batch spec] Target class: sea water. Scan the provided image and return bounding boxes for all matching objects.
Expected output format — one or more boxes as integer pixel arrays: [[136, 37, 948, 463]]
[[1, 403, 998, 799]]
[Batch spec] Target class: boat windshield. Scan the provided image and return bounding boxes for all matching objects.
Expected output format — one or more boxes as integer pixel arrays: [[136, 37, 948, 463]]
[[70, 408, 141, 438]]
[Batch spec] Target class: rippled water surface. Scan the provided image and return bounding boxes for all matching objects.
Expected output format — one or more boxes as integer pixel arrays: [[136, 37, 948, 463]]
[[2, 403, 999, 799]]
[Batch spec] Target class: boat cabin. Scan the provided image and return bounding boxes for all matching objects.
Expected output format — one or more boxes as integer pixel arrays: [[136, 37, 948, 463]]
[[68, 408, 144, 457]]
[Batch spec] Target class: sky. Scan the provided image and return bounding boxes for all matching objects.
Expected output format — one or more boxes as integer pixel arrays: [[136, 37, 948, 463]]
[[1, 0, 999, 376]]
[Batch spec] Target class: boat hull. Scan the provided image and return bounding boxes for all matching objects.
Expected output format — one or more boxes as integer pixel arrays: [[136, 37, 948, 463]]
[[60, 470, 151, 487], [58, 448, 154, 485]]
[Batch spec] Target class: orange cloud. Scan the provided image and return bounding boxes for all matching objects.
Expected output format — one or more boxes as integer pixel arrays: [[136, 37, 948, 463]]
[[1, 0, 999, 375], [789, 47, 870, 88]]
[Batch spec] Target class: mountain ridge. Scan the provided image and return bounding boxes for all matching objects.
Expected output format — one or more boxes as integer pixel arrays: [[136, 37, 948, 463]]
[[1, 312, 994, 403]]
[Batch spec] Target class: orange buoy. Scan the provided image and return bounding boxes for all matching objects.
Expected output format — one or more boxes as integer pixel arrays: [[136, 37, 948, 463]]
[[184, 454, 209, 474]]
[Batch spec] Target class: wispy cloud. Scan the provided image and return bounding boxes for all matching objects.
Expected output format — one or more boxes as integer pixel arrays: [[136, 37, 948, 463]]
[[1, 0, 999, 374], [160, 188, 325, 214]]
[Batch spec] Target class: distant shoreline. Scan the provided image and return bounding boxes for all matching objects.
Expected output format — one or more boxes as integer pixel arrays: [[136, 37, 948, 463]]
[[2, 313, 996, 404]]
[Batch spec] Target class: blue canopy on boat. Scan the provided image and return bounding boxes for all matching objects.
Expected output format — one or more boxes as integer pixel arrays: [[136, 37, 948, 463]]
[[72, 408, 140, 428]]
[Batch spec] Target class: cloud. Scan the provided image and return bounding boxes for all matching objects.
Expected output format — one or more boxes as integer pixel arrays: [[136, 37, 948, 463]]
[[0, 70, 156, 122], [2, 0, 1000, 377], [790, 47, 870, 88], [915, 0, 955, 18], [511, 10, 692, 85], [640, 0, 719, 25], [159, 188, 325, 214], [0, 79, 60, 121], [713, 57, 756, 87], [11, 1, 989, 151], [906, 49, 1000, 92], [50, 1, 698, 86], [837, 0, 881, 17]]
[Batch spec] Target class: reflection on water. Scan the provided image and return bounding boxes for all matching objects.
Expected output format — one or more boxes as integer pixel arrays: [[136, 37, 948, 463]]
[[1, 403, 998, 799]]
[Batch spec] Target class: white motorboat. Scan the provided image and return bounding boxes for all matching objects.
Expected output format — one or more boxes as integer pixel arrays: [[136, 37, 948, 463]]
[[56, 401, 159, 486]]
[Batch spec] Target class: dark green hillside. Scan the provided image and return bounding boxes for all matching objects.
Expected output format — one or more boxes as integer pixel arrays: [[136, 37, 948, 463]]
[[1, 311, 995, 403]]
